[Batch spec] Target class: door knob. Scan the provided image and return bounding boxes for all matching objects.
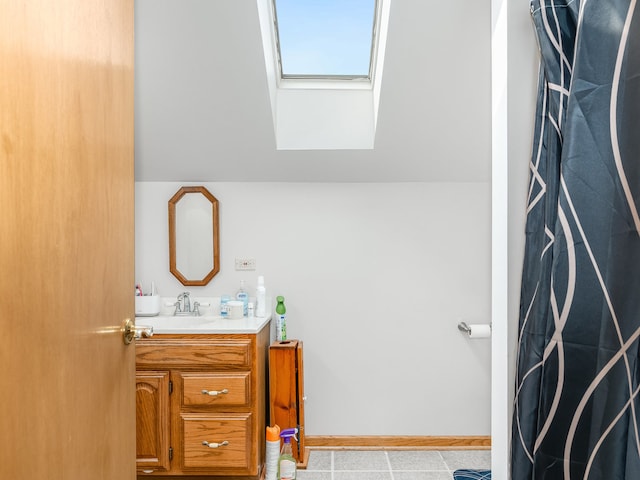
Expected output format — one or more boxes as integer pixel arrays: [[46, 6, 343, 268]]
[[122, 318, 153, 345]]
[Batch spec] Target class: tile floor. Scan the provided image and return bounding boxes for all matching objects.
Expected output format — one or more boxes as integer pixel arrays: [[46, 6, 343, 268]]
[[296, 449, 491, 480]]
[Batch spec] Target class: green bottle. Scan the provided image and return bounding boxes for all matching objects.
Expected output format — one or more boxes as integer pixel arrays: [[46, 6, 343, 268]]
[[275, 296, 286, 341]]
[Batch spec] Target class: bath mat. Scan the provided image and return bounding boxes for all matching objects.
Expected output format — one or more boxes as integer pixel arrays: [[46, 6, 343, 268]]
[[452, 469, 491, 480]]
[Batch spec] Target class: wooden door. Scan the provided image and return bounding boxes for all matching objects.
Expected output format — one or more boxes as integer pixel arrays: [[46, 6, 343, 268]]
[[0, 1, 135, 479]]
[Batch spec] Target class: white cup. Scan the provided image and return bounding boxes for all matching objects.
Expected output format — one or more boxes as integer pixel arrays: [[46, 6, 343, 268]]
[[227, 300, 244, 319]]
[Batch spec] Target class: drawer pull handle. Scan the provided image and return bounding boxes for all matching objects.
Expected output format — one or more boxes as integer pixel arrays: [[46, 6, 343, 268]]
[[201, 388, 229, 396], [202, 440, 229, 448]]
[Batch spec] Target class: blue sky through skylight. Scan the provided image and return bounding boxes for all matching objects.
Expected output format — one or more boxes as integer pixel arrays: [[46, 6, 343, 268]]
[[274, 0, 376, 77]]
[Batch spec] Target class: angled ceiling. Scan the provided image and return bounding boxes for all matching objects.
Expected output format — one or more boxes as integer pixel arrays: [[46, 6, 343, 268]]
[[134, 0, 491, 183]]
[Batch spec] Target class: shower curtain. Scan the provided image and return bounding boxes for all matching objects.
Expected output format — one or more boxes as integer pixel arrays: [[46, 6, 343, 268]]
[[511, 1, 640, 479]]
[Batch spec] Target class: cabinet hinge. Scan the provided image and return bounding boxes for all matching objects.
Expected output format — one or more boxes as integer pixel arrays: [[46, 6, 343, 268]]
[[169, 380, 173, 395], [169, 447, 173, 461]]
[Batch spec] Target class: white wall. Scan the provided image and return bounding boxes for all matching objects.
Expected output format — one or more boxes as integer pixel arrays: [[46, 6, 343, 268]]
[[490, 0, 538, 477], [136, 181, 491, 435]]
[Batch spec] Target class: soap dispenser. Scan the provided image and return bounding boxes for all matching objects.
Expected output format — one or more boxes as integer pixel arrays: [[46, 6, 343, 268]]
[[236, 280, 249, 316]]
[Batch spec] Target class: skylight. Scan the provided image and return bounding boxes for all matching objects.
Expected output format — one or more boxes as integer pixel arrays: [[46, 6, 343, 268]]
[[273, 0, 377, 78], [257, 0, 391, 149]]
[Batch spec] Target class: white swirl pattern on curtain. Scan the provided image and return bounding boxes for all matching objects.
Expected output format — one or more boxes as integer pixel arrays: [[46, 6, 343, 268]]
[[512, 1, 640, 478]]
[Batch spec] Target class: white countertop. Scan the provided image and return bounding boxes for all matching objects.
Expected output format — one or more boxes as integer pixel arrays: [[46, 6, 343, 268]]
[[135, 314, 271, 335]]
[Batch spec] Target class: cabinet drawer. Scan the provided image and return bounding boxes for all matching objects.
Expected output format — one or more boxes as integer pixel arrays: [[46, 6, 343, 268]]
[[181, 414, 251, 470], [181, 372, 251, 407], [136, 338, 252, 368]]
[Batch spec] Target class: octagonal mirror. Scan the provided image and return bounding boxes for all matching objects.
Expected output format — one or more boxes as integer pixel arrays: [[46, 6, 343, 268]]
[[168, 186, 220, 286]]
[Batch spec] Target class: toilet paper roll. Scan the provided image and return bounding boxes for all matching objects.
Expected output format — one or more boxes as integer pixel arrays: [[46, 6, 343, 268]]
[[466, 324, 491, 339]]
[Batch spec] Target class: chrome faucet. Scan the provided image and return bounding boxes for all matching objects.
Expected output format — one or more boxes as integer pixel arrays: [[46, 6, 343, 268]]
[[174, 292, 200, 316], [181, 292, 191, 313], [174, 292, 201, 316]]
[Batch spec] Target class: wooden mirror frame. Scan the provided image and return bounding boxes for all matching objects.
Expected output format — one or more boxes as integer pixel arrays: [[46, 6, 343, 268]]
[[168, 186, 220, 286]]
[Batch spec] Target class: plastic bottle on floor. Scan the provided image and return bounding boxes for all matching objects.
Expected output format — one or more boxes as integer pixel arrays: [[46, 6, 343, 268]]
[[277, 428, 298, 480], [265, 424, 280, 480]]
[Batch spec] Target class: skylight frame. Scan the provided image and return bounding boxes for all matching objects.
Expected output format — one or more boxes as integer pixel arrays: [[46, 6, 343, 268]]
[[256, 0, 391, 149], [271, 0, 380, 82]]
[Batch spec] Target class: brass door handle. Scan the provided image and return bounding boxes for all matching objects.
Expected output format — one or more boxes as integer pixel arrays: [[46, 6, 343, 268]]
[[122, 318, 153, 345]]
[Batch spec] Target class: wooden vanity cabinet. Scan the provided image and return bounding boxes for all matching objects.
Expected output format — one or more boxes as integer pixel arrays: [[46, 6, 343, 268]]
[[135, 325, 269, 479]]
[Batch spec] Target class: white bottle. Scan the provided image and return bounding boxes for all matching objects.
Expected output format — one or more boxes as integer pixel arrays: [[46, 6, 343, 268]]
[[256, 276, 266, 317], [236, 280, 249, 316]]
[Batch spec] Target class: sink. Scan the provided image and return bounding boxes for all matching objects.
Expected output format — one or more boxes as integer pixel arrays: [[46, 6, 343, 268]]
[[135, 314, 271, 334]]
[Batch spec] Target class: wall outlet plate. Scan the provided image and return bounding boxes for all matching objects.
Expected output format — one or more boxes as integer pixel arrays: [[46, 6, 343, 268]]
[[235, 257, 256, 271]]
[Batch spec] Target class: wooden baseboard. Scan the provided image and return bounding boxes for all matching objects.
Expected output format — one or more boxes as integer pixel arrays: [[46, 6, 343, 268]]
[[304, 435, 491, 450]]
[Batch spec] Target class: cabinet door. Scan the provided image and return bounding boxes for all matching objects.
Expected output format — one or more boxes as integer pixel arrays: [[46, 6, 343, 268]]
[[136, 371, 171, 472], [269, 340, 305, 462]]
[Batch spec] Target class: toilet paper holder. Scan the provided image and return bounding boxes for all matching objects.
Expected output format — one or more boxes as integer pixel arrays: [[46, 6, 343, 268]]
[[457, 321, 492, 338], [457, 322, 472, 334]]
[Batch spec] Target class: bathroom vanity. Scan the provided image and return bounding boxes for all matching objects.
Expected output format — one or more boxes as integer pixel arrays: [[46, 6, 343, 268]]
[[135, 315, 270, 479]]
